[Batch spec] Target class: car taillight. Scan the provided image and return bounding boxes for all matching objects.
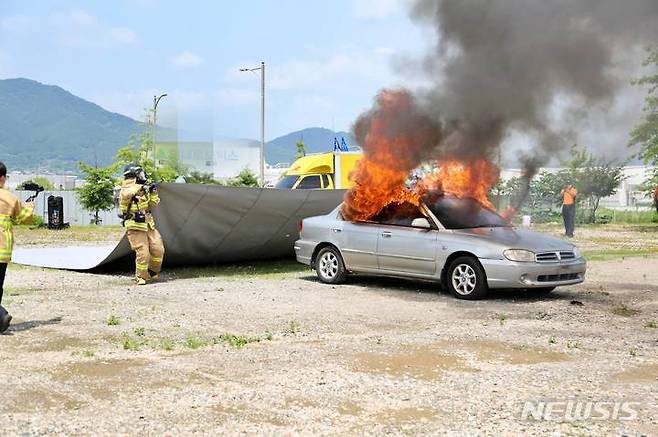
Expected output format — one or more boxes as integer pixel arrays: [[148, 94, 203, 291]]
[[299, 220, 304, 234]]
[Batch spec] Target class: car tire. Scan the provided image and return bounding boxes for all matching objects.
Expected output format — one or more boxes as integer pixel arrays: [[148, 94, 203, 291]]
[[315, 246, 347, 284], [446, 256, 488, 300]]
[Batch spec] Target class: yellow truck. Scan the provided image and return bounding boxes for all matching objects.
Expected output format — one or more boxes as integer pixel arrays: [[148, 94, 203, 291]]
[[274, 151, 363, 189]]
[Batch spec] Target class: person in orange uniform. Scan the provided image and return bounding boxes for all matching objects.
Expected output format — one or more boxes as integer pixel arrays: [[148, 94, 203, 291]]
[[560, 183, 578, 238], [0, 162, 35, 333], [119, 164, 165, 285]]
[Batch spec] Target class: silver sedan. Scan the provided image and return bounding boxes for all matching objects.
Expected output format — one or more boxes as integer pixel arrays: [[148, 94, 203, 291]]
[[294, 193, 586, 300]]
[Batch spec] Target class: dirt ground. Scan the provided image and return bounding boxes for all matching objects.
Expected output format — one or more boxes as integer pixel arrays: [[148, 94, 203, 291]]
[[1, 226, 657, 436]]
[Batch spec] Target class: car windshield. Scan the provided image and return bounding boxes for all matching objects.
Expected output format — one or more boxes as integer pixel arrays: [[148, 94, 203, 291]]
[[274, 175, 299, 189], [422, 192, 510, 229]]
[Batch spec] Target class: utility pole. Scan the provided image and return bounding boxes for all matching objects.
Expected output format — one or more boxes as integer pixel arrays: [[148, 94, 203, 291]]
[[240, 62, 265, 186], [152, 93, 167, 168]]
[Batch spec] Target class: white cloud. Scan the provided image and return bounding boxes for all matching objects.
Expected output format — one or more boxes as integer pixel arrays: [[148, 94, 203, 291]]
[[353, 0, 408, 19], [0, 15, 35, 32], [226, 47, 396, 93], [169, 52, 203, 68], [69, 9, 97, 26], [47, 9, 137, 48], [110, 27, 137, 44]]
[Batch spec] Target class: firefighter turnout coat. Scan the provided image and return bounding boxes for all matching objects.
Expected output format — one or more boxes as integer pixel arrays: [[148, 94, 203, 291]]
[[119, 178, 165, 280], [0, 187, 34, 263]]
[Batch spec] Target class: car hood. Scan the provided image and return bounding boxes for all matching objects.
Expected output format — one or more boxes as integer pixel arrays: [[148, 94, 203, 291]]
[[451, 227, 574, 252]]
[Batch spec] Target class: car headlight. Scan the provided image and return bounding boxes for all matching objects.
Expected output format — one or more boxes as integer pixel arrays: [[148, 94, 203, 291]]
[[572, 247, 581, 259], [503, 249, 535, 262]]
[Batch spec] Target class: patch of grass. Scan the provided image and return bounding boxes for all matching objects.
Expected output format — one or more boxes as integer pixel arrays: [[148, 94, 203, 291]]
[[170, 259, 306, 281], [184, 334, 206, 349], [643, 321, 657, 328], [213, 333, 260, 349], [159, 338, 175, 351], [548, 336, 557, 344], [629, 347, 637, 357], [566, 340, 580, 349], [498, 314, 507, 326], [13, 225, 125, 246], [287, 320, 301, 334], [133, 327, 145, 337], [583, 248, 658, 261], [82, 349, 96, 358], [107, 315, 121, 326], [122, 334, 141, 351], [611, 304, 641, 317]]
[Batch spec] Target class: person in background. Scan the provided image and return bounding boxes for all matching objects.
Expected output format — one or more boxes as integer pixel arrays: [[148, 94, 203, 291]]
[[560, 183, 578, 238], [0, 162, 35, 333], [653, 185, 658, 213]]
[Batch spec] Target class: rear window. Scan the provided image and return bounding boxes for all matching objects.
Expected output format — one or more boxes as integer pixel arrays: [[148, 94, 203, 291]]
[[275, 175, 299, 189]]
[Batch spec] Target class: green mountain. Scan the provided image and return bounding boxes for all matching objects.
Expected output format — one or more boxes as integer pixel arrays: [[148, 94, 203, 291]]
[[0, 78, 359, 173], [0, 78, 141, 172], [265, 127, 359, 166]]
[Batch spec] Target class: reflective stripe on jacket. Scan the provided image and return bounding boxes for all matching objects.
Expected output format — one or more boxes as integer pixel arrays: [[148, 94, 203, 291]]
[[119, 179, 160, 231], [0, 188, 34, 262]]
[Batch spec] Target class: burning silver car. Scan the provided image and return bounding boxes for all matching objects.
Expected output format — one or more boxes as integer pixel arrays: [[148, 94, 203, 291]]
[[295, 193, 586, 300]]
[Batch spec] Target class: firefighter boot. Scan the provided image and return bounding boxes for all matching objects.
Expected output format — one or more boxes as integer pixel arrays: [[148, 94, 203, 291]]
[[0, 305, 12, 334]]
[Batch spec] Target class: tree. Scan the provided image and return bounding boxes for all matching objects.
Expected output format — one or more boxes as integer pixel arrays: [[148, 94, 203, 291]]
[[186, 171, 223, 185], [561, 147, 626, 223], [76, 162, 119, 225], [295, 140, 306, 159], [629, 46, 658, 196], [17, 176, 55, 191], [226, 167, 259, 187], [114, 108, 187, 183]]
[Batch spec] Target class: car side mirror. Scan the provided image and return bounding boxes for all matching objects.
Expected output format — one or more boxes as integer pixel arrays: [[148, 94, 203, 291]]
[[411, 217, 431, 229]]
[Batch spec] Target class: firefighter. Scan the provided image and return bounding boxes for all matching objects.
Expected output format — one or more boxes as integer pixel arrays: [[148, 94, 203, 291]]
[[119, 164, 165, 285], [0, 162, 34, 333]]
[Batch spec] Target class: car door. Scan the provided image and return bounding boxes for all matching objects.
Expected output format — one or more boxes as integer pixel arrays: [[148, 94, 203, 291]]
[[373, 202, 438, 275], [334, 219, 380, 270]]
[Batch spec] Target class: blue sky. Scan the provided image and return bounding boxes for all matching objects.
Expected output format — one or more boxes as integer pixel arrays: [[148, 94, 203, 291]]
[[0, 0, 430, 141]]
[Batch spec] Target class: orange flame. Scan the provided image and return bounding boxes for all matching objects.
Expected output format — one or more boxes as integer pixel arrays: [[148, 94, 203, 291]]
[[418, 159, 499, 209], [341, 89, 503, 222]]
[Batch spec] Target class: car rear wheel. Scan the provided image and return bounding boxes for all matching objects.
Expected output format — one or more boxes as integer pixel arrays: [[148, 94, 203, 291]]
[[315, 246, 347, 284], [446, 256, 488, 300]]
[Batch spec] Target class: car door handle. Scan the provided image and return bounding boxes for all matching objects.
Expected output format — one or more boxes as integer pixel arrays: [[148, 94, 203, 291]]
[[381, 231, 392, 238], [331, 228, 342, 233]]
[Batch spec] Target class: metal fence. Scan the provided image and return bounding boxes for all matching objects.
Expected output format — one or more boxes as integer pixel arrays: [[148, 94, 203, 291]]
[[13, 190, 122, 226]]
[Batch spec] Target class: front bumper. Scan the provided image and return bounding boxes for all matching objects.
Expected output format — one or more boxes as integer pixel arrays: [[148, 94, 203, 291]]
[[294, 239, 316, 266], [480, 257, 586, 289]]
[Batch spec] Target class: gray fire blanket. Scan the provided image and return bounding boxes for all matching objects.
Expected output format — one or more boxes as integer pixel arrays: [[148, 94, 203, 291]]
[[12, 184, 345, 270]]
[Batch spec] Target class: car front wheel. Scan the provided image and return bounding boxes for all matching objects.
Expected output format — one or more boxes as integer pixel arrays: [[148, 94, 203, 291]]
[[446, 256, 488, 300], [315, 246, 347, 284]]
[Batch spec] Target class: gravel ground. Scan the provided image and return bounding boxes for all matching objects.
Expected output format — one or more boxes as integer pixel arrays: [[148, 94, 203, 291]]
[[1, 252, 657, 436]]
